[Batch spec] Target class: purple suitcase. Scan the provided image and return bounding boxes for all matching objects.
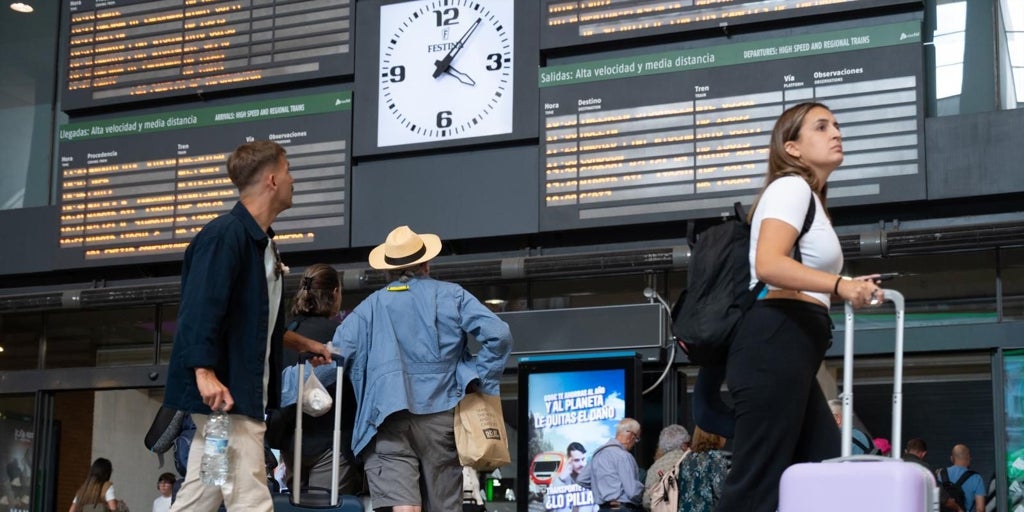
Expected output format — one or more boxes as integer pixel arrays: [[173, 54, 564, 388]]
[[778, 289, 937, 512]]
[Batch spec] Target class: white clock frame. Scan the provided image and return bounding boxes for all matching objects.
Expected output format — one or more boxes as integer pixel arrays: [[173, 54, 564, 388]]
[[377, 0, 514, 148]]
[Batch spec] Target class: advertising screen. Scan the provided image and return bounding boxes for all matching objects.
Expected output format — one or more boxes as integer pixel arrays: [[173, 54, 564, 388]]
[[0, 414, 32, 512], [1002, 349, 1024, 511], [518, 352, 640, 512]]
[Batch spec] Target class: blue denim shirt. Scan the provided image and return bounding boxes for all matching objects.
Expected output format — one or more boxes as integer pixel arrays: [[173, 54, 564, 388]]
[[335, 275, 513, 455], [164, 202, 284, 420]]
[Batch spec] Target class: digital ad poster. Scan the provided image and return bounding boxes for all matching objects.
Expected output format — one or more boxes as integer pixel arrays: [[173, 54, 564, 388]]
[[0, 414, 33, 512], [525, 368, 626, 512]]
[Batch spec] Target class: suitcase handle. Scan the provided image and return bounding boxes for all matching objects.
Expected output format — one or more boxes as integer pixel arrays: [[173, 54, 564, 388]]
[[298, 352, 345, 364], [840, 289, 905, 459], [294, 350, 346, 506]]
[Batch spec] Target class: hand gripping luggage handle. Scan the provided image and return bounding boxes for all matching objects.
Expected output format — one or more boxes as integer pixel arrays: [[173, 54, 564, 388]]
[[840, 289, 904, 459], [295, 352, 346, 506]]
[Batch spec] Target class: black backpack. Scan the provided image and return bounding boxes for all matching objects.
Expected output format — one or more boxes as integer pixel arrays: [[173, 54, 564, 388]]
[[938, 467, 978, 511], [671, 197, 815, 366]]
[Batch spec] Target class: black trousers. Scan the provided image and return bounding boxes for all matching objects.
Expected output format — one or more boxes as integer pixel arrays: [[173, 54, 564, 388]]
[[714, 299, 840, 512]]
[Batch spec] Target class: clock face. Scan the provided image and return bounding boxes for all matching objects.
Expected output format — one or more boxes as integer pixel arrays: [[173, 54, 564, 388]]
[[378, 0, 514, 148]]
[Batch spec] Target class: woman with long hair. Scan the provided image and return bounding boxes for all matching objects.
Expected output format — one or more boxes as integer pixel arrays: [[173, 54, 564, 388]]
[[273, 263, 362, 495], [68, 458, 118, 512], [713, 102, 883, 512]]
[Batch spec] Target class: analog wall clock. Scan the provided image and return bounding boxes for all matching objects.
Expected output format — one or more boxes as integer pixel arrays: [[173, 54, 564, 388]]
[[377, 0, 514, 148]]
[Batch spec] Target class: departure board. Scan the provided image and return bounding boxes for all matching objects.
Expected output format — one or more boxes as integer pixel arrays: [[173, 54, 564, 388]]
[[542, 0, 917, 50], [61, 0, 353, 112], [540, 21, 925, 230], [56, 90, 351, 266]]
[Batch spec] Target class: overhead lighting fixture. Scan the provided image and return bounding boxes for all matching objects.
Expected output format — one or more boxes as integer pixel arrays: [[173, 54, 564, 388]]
[[10, 2, 33, 12]]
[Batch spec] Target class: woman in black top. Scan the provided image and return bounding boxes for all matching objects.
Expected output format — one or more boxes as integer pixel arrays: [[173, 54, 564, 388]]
[[273, 263, 362, 496]]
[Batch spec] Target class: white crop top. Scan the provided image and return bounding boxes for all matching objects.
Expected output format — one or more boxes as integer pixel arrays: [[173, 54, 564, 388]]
[[749, 176, 843, 307]]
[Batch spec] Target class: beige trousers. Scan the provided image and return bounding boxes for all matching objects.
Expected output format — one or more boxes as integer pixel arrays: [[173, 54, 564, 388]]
[[169, 414, 272, 512]]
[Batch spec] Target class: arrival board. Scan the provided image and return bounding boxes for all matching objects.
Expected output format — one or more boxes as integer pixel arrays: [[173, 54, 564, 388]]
[[62, 0, 352, 111], [542, 0, 919, 50], [540, 21, 925, 230], [56, 90, 350, 266]]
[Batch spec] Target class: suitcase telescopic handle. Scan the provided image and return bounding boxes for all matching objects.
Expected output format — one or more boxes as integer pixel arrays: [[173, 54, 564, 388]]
[[298, 352, 345, 364], [840, 289, 905, 459], [294, 351, 346, 506]]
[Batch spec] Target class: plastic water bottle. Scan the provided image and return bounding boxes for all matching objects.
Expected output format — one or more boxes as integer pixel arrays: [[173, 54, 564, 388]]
[[200, 410, 230, 486]]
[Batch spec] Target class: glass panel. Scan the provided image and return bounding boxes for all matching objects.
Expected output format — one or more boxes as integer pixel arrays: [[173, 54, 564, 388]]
[[1015, 67, 1024, 102], [936, 63, 966, 99], [842, 250, 998, 324], [1002, 248, 1024, 321], [1009, 32, 1024, 66], [159, 304, 177, 364], [0, 1, 59, 209], [933, 2, 967, 100], [53, 389, 166, 512], [0, 394, 35, 511], [44, 307, 157, 368], [0, 313, 41, 371], [1003, 0, 1024, 30], [936, 1, 968, 35], [1000, 0, 1023, 107]]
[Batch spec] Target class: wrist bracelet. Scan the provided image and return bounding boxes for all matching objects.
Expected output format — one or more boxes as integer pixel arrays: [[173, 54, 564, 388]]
[[833, 276, 844, 295]]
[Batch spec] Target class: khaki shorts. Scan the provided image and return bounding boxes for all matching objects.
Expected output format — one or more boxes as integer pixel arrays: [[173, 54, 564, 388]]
[[362, 409, 460, 511]]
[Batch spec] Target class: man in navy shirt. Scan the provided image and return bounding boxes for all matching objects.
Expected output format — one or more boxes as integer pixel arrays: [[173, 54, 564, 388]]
[[165, 141, 329, 512]]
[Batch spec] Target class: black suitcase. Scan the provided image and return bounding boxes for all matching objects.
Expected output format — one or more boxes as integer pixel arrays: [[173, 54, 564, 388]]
[[272, 353, 364, 511]]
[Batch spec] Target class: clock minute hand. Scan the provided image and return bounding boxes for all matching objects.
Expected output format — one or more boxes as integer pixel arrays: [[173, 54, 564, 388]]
[[432, 17, 482, 79]]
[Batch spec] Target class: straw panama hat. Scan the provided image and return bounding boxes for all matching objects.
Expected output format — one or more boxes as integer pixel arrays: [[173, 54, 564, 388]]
[[368, 226, 442, 270]]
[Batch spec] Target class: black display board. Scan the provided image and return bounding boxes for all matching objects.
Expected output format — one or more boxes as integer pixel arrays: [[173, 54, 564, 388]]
[[60, 0, 354, 112], [541, 0, 919, 50], [56, 88, 351, 267], [539, 20, 926, 230]]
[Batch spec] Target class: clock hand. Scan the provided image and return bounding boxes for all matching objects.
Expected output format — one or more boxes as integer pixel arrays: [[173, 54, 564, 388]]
[[444, 65, 476, 86], [432, 17, 482, 79]]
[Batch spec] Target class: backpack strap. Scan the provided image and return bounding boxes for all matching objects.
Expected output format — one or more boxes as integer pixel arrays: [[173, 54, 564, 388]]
[[954, 469, 978, 488], [792, 194, 816, 264], [938, 467, 950, 484], [751, 190, 817, 292], [851, 435, 871, 454]]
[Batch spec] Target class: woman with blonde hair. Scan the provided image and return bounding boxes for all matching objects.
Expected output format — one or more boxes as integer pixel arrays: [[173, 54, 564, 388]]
[[69, 458, 120, 512], [713, 102, 884, 512]]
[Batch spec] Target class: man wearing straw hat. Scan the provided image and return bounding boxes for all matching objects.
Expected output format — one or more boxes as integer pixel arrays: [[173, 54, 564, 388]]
[[334, 225, 514, 512]]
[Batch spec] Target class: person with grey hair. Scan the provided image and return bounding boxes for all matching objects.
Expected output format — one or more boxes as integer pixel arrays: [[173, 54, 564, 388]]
[[577, 418, 644, 511], [642, 424, 691, 509], [827, 399, 875, 455]]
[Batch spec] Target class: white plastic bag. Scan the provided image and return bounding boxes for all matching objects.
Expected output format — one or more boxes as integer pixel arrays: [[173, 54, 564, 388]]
[[301, 370, 332, 417]]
